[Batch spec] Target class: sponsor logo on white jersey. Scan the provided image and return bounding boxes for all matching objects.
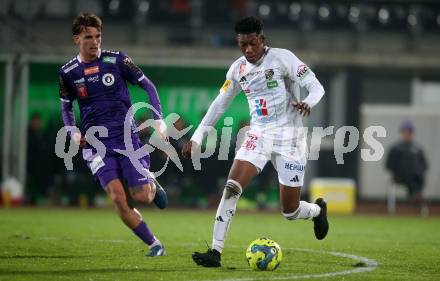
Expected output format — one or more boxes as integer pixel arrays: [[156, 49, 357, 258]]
[[296, 64, 310, 80], [247, 70, 263, 77], [255, 99, 268, 116], [265, 69, 274, 80]]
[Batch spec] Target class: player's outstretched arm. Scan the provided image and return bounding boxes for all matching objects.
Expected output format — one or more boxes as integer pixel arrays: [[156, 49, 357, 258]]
[[187, 78, 239, 149], [184, 63, 240, 157]]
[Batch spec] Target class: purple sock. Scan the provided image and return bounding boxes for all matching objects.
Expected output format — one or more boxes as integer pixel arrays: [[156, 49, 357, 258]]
[[132, 220, 156, 245]]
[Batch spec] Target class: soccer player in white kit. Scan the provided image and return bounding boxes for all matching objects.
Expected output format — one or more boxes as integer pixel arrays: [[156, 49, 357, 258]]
[[182, 16, 329, 267]]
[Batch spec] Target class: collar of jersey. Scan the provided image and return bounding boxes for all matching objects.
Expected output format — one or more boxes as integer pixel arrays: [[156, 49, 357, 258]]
[[250, 46, 270, 66], [76, 48, 102, 64]]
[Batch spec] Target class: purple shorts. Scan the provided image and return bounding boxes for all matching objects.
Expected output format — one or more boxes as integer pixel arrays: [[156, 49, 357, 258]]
[[82, 148, 151, 189]]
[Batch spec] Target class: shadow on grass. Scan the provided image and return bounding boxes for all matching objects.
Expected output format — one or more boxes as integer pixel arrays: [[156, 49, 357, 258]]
[[0, 255, 94, 259], [0, 267, 195, 275]]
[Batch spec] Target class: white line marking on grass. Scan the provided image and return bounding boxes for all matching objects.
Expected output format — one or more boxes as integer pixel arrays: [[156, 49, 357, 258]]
[[199, 247, 378, 281], [33, 239, 378, 280]]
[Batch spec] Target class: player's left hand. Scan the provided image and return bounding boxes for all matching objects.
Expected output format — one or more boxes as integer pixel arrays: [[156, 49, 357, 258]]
[[292, 101, 311, 117], [154, 119, 169, 143]]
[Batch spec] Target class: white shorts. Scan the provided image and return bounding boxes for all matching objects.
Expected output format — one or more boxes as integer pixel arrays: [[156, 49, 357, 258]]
[[235, 131, 308, 187]]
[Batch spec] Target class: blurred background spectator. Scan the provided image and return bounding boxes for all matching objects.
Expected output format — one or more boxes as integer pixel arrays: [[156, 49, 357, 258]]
[[26, 112, 49, 204], [386, 119, 429, 215]]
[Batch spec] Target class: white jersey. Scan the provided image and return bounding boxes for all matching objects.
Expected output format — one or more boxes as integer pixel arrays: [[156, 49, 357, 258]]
[[192, 47, 325, 145]]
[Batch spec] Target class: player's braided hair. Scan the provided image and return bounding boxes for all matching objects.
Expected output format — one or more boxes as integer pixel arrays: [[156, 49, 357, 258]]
[[72, 13, 102, 35], [234, 16, 264, 35]]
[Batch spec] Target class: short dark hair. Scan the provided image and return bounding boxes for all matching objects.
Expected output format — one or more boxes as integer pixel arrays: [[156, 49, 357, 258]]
[[234, 16, 264, 35], [72, 13, 102, 35]]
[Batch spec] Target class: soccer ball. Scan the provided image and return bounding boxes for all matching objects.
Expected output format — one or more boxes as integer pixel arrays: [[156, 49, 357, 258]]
[[246, 237, 282, 271]]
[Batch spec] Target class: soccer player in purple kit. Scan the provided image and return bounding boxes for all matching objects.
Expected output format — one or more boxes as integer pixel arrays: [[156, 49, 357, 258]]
[[58, 13, 167, 256]]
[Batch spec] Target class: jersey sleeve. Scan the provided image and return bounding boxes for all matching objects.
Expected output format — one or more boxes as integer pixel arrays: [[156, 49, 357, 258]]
[[58, 71, 75, 102], [119, 53, 163, 119], [278, 49, 315, 87], [119, 52, 144, 85], [191, 63, 241, 144], [279, 49, 325, 108], [58, 70, 77, 131]]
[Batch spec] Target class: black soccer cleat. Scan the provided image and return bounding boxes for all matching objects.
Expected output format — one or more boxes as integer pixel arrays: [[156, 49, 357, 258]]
[[148, 171, 168, 209], [313, 198, 329, 240], [192, 249, 221, 267]]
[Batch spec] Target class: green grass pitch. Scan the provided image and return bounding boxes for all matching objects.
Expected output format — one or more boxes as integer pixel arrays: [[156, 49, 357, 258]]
[[0, 208, 439, 281]]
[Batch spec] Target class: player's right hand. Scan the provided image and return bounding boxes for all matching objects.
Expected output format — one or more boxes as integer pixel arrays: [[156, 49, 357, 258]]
[[181, 140, 196, 158], [292, 101, 311, 117], [72, 132, 87, 148]]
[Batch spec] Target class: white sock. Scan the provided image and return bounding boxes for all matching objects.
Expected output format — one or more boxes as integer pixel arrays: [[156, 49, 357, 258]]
[[212, 179, 242, 253], [282, 201, 321, 220]]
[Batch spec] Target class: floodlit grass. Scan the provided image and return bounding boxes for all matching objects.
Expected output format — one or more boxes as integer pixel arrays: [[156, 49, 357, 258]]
[[0, 208, 439, 280]]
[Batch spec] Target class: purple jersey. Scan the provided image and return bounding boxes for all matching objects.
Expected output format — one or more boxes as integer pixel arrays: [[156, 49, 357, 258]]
[[59, 50, 162, 148]]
